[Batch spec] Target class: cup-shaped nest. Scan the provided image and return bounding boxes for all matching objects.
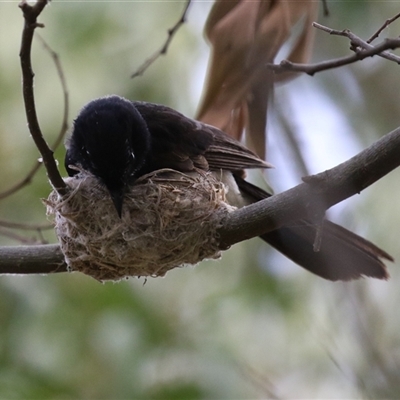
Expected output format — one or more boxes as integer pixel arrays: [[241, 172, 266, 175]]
[[46, 169, 235, 282]]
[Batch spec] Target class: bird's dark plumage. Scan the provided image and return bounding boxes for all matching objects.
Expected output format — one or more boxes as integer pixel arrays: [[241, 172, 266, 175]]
[[65, 95, 392, 281]]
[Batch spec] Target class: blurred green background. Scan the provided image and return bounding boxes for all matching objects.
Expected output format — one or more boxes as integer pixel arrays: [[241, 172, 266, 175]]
[[1, 1, 400, 398]]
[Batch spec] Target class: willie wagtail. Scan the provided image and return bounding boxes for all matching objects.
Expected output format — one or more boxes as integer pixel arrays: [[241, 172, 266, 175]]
[[65, 95, 392, 281]]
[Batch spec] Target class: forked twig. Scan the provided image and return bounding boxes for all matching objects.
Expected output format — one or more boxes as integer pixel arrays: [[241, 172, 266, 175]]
[[314, 22, 400, 63], [269, 23, 400, 76]]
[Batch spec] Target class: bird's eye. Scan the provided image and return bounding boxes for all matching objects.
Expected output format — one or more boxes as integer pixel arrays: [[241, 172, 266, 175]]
[[82, 146, 91, 157]]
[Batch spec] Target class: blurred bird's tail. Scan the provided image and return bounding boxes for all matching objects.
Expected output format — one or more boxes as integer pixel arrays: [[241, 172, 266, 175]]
[[234, 176, 392, 281]]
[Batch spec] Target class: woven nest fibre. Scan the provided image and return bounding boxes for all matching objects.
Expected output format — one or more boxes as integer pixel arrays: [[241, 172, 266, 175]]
[[46, 169, 235, 282]]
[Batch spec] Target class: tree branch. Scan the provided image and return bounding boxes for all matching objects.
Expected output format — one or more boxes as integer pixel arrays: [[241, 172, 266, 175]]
[[1, 126, 400, 275], [314, 22, 400, 64], [19, 0, 67, 195], [268, 25, 400, 76], [0, 244, 67, 275], [217, 126, 400, 247]]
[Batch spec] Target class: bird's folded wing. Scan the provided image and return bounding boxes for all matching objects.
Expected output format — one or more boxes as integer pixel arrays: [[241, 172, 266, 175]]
[[134, 101, 271, 173]]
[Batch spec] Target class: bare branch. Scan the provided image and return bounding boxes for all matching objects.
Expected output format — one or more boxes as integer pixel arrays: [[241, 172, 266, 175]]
[[367, 11, 400, 43], [269, 36, 400, 76], [268, 21, 400, 76], [313, 22, 400, 64], [0, 162, 42, 200], [0, 244, 66, 275], [321, 0, 330, 17], [19, 0, 67, 195], [131, 0, 191, 79]]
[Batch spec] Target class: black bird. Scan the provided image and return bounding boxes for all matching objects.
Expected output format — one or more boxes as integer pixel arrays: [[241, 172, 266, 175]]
[[65, 95, 392, 281]]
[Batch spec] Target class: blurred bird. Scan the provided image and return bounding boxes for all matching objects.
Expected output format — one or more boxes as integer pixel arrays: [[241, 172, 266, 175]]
[[65, 95, 392, 281]]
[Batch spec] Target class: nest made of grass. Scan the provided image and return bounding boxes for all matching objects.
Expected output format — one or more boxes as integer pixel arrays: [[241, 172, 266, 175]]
[[46, 169, 235, 281]]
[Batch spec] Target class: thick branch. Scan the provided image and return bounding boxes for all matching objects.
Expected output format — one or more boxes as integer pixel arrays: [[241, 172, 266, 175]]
[[19, 0, 67, 195], [0, 244, 67, 274]]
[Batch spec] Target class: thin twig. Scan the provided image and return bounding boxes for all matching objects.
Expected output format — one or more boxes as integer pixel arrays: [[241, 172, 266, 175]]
[[0, 219, 53, 231], [0, 218, 53, 245], [276, 106, 311, 178], [36, 33, 69, 151], [268, 22, 400, 76], [321, 0, 330, 17], [0, 228, 44, 245], [0, 162, 42, 200], [268, 36, 400, 76], [239, 363, 282, 400], [0, 220, 51, 245], [314, 22, 400, 64], [0, 34, 69, 200], [367, 11, 400, 43], [19, 0, 67, 195], [131, 0, 191, 78]]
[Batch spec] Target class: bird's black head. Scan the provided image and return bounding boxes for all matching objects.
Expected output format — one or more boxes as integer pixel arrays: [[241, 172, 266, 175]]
[[65, 95, 150, 217]]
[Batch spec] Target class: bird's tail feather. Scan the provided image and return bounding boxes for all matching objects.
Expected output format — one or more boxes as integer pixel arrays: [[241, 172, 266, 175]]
[[235, 176, 391, 281]]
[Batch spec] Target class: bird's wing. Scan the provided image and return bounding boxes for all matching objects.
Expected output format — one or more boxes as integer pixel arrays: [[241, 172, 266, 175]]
[[205, 125, 272, 171], [134, 101, 271, 172]]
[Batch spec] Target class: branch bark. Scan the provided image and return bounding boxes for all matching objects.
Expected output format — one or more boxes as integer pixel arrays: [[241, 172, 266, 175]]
[[19, 0, 67, 195], [0, 244, 67, 274], [1, 126, 400, 276], [268, 32, 400, 76]]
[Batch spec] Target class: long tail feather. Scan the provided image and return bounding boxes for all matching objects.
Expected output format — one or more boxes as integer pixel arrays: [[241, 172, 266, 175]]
[[235, 176, 391, 281]]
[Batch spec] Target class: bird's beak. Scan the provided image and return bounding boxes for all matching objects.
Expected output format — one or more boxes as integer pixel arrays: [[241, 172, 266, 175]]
[[107, 186, 125, 218]]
